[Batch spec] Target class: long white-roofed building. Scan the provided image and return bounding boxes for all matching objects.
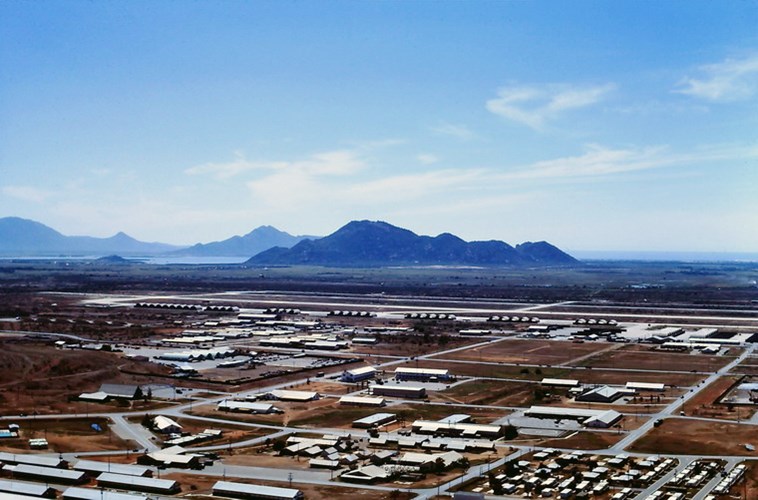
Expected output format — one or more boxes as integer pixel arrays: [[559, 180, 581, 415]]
[[63, 487, 147, 500], [96, 473, 180, 494], [212, 480, 304, 499], [339, 395, 385, 406], [341, 366, 377, 382], [394, 366, 451, 381]]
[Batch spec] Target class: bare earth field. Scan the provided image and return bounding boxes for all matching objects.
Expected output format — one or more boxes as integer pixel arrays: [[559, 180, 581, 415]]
[[579, 344, 737, 371], [432, 339, 610, 365], [679, 375, 755, 421], [535, 430, 624, 450], [0, 417, 134, 453], [433, 379, 537, 407], [630, 418, 758, 456], [412, 359, 704, 387], [0, 339, 178, 416]]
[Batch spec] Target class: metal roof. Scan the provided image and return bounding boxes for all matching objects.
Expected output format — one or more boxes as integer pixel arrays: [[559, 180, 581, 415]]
[[353, 413, 396, 426], [270, 389, 318, 401], [213, 480, 303, 499], [346, 366, 377, 375], [339, 395, 385, 405], [541, 378, 580, 386], [0, 479, 56, 496], [73, 459, 151, 477], [2, 464, 85, 482], [63, 487, 147, 500], [395, 367, 449, 375], [0, 452, 65, 468], [96, 472, 179, 491]]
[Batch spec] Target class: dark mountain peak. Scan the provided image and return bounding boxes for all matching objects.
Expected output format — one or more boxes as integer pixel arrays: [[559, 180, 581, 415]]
[[516, 241, 578, 264], [93, 255, 133, 264], [248, 220, 578, 267], [170, 224, 312, 257]]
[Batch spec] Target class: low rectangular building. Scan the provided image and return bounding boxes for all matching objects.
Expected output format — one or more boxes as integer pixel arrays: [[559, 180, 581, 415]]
[[352, 413, 397, 429], [3, 464, 86, 484], [268, 390, 319, 402], [525, 406, 622, 428], [411, 420, 503, 439], [395, 367, 451, 381], [0, 452, 67, 468], [63, 487, 147, 500], [541, 378, 580, 388], [341, 366, 377, 383], [96, 472, 180, 495], [339, 395, 385, 407], [626, 382, 665, 392], [0, 479, 57, 498], [73, 460, 152, 477], [217, 400, 279, 414], [212, 480, 304, 500], [371, 384, 426, 399], [575, 386, 625, 403]]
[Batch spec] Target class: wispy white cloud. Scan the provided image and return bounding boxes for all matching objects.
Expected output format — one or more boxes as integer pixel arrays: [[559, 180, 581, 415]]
[[186, 150, 365, 179], [417, 153, 439, 165], [1, 185, 51, 203], [486, 83, 615, 130], [431, 122, 477, 140], [676, 53, 758, 102]]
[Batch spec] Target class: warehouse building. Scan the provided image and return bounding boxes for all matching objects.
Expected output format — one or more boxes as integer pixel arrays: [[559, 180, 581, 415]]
[[267, 390, 319, 402], [352, 413, 397, 429], [541, 378, 580, 388], [341, 366, 377, 383], [63, 487, 147, 500], [339, 395, 385, 407], [218, 400, 280, 414], [73, 460, 152, 477], [0, 452, 67, 468], [411, 420, 503, 438], [626, 382, 665, 392], [524, 406, 622, 428], [138, 449, 201, 469], [371, 384, 427, 399], [2, 464, 86, 484], [213, 480, 304, 499], [395, 367, 451, 382], [0, 479, 57, 498], [96, 472, 180, 494], [575, 385, 626, 403]]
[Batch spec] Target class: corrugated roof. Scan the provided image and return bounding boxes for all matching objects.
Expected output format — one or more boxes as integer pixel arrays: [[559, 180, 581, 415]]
[[97, 472, 178, 491], [213, 480, 302, 499], [3, 464, 85, 482], [73, 460, 150, 477], [0, 479, 56, 496], [63, 486, 147, 500]]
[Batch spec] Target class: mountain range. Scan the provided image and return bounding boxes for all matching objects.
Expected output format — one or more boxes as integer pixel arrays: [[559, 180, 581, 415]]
[[170, 225, 313, 257], [0, 216, 578, 266], [0, 217, 180, 256], [248, 220, 577, 267]]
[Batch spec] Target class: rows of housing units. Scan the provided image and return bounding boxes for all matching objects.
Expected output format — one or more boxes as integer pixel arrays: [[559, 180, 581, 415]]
[[0, 449, 308, 500], [0, 425, 750, 500]]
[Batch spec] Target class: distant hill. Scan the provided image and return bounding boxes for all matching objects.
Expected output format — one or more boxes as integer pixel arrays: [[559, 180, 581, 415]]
[[0, 217, 181, 256], [172, 225, 313, 257], [247, 220, 578, 267]]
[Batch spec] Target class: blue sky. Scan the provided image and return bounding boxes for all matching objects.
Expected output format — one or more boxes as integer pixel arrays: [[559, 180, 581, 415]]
[[1, 1, 757, 252]]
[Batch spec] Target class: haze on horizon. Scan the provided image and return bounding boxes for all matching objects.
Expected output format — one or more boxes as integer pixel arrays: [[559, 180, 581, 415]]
[[1, 1, 757, 253]]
